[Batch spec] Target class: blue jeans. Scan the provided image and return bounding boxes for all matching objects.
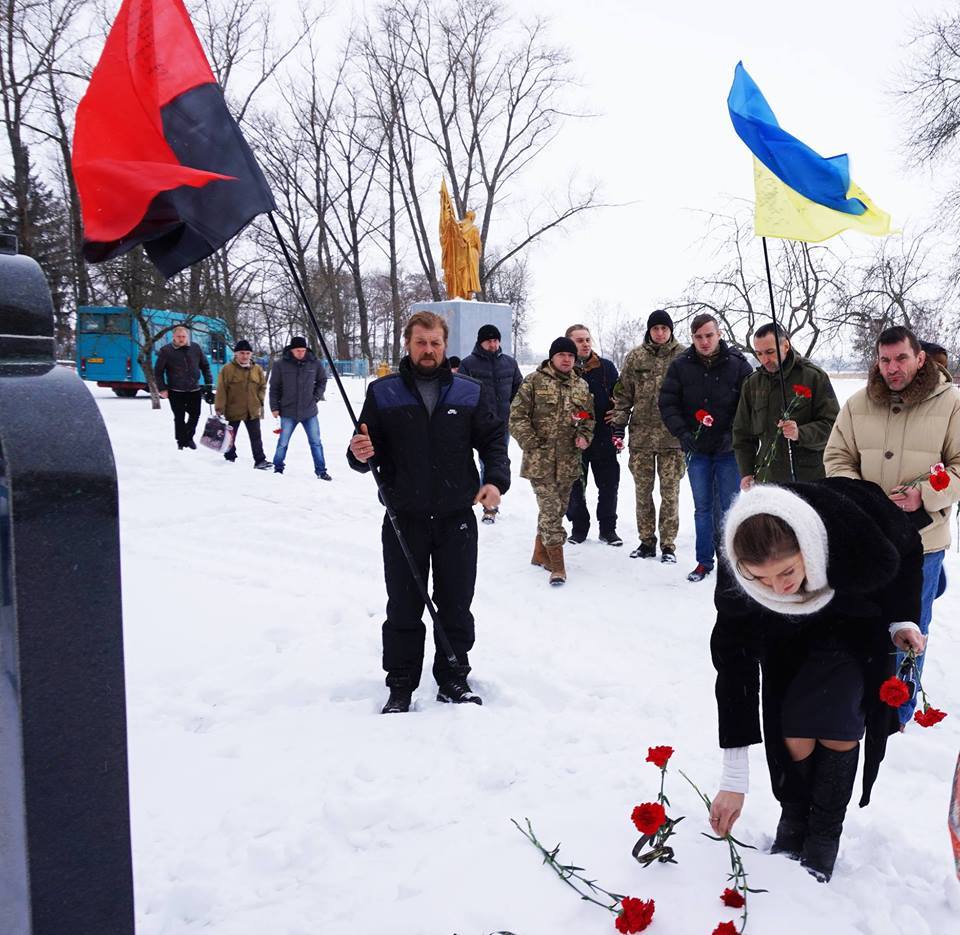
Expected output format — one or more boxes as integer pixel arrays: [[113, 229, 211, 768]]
[[273, 415, 326, 474], [686, 451, 740, 568], [897, 549, 945, 725]]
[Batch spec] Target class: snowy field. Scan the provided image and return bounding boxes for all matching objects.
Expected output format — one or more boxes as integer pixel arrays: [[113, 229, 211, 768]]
[[92, 375, 960, 935]]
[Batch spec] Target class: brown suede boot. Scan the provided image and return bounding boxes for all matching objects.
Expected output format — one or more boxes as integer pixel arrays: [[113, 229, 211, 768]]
[[531, 534, 549, 568], [545, 544, 566, 585]]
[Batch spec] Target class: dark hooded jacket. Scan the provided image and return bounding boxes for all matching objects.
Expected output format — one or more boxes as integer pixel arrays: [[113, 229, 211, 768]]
[[575, 352, 619, 457], [347, 357, 510, 515], [658, 340, 753, 454], [711, 478, 923, 807], [268, 348, 327, 422], [457, 343, 523, 425]]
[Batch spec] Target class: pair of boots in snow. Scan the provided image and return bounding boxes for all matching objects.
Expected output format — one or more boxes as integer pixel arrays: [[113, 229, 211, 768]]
[[531, 534, 566, 585], [771, 741, 859, 882]]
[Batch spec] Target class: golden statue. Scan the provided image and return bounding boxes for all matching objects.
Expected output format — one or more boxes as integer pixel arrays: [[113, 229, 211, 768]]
[[439, 178, 482, 300]]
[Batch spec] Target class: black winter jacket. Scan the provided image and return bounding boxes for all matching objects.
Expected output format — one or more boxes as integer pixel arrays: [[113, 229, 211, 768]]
[[268, 348, 327, 421], [576, 353, 619, 456], [457, 344, 523, 425], [154, 342, 212, 393], [658, 341, 753, 454], [347, 357, 510, 515], [711, 478, 922, 807]]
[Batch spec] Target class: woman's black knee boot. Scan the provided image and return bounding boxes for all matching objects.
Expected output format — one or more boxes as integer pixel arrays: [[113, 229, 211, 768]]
[[771, 752, 814, 859], [800, 743, 859, 882]]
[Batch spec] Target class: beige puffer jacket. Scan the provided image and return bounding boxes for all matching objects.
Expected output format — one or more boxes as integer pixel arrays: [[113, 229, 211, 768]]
[[824, 359, 960, 552]]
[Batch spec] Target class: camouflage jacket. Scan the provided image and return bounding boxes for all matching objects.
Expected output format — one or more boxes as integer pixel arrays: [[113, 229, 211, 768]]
[[612, 338, 683, 450], [510, 361, 595, 482]]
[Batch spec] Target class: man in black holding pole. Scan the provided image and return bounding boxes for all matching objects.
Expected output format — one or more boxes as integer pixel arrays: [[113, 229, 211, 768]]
[[348, 311, 510, 714]]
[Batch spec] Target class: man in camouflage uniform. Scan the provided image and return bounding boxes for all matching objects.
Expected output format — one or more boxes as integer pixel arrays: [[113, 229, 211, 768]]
[[510, 336, 595, 585], [733, 323, 839, 487], [612, 310, 685, 562]]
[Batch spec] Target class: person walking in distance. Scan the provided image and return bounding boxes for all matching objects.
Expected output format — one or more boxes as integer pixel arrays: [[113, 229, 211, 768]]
[[214, 339, 270, 469], [154, 324, 214, 450]]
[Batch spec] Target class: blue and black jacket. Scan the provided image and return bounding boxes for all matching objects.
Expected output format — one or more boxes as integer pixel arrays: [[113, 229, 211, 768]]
[[347, 357, 510, 515]]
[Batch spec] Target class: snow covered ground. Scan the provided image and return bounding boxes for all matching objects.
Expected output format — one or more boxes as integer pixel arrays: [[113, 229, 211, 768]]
[[91, 376, 960, 935]]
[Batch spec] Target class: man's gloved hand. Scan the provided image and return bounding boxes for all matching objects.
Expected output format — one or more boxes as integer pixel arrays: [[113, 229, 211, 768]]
[[680, 432, 697, 455], [202, 386, 215, 405]]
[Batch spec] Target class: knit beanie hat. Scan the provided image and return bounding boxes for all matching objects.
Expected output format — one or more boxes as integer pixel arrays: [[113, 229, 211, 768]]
[[289, 336, 308, 349], [646, 309, 674, 333], [233, 339, 253, 352], [477, 324, 501, 343], [549, 336, 578, 358]]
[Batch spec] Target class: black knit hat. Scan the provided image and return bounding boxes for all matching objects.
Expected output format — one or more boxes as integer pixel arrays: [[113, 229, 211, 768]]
[[233, 339, 253, 352], [477, 324, 501, 343], [289, 336, 308, 349], [647, 309, 674, 333], [549, 336, 577, 358]]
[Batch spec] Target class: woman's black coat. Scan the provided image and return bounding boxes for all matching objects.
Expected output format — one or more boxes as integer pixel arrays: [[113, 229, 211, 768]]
[[711, 478, 923, 807]]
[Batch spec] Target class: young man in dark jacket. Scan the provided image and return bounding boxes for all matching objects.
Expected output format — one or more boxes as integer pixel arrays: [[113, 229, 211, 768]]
[[563, 324, 622, 546], [458, 323, 522, 523], [154, 324, 213, 450], [348, 311, 510, 714], [269, 336, 330, 479], [658, 313, 753, 582]]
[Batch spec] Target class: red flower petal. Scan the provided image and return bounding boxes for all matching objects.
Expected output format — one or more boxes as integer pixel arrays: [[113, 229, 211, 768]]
[[631, 802, 667, 836], [879, 676, 911, 708], [793, 384, 813, 398], [646, 745, 674, 769], [615, 897, 655, 933], [720, 887, 745, 908], [695, 409, 710, 423], [712, 923, 738, 935], [929, 470, 950, 492], [914, 706, 948, 727]]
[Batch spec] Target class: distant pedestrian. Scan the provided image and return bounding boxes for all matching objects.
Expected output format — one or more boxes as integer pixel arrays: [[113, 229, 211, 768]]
[[563, 323, 622, 546], [214, 340, 270, 469], [154, 324, 214, 450], [510, 336, 595, 585], [733, 324, 839, 487], [448, 355, 461, 373], [269, 336, 331, 480], [611, 310, 685, 562]]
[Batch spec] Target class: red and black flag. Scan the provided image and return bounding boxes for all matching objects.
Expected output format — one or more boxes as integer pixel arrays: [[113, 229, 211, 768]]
[[72, 0, 275, 278]]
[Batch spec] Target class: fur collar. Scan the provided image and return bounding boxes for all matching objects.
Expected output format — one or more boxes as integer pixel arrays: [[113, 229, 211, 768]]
[[866, 356, 942, 406]]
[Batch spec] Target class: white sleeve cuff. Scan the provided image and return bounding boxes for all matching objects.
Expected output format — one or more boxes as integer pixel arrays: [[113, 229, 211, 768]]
[[889, 621, 921, 639], [719, 746, 749, 794]]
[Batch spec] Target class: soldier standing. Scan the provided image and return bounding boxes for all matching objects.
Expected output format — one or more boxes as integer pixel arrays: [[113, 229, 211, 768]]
[[510, 336, 595, 585], [611, 310, 685, 562]]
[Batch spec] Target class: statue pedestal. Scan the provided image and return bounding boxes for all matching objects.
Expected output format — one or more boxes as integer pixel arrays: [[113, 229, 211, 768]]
[[409, 300, 514, 360]]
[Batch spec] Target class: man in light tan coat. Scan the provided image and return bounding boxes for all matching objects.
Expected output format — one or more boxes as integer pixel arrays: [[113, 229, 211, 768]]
[[824, 325, 960, 726]]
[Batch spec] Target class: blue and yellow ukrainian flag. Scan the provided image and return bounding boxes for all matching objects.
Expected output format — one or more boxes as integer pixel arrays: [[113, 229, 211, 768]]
[[727, 62, 891, 242]]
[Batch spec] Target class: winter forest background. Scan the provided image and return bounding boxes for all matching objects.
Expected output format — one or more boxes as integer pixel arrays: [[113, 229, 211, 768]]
[[5, 0, 960, 368]]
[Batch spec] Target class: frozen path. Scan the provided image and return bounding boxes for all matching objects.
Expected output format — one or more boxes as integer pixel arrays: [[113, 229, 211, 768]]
[[91, 379, 960, 935]]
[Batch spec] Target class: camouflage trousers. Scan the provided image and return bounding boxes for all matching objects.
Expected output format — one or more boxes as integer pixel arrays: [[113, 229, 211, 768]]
[[627, 448, 685, 549], [530, 478, 578, 547]]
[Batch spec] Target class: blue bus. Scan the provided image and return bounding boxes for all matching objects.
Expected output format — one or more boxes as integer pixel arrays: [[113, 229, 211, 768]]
[[76, 306, 233, 397]]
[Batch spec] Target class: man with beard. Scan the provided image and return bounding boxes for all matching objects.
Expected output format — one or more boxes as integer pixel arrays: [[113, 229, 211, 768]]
[[348, 311, 509, 715], [825, 325, 960, 727]]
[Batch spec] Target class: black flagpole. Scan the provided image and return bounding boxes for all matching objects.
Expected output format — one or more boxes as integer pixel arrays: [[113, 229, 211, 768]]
[[761, 236, 797, 482], [267, 212, 459, 669]]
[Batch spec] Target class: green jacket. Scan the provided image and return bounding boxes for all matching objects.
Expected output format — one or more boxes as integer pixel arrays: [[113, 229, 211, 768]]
[[611, 337, 683, 450], [732, 350, 839, 482], [509, 361, 595, 483], [215, 360, 267, 422]]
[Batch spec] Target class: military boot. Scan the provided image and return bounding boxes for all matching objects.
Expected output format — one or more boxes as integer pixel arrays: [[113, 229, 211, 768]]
[[531, 534, 549, 568], [545, 544, 566, 585]]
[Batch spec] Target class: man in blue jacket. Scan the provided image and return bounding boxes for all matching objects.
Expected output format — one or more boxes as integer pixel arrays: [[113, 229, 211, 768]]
[[348, 311, 510, 715], [458, 323, 522, 523], [563, 324, 622, 546]]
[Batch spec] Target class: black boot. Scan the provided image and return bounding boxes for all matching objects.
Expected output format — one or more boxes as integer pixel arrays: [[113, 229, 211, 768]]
[[800, 743, 859, 882], [437, 677, 482, 705], [381, 687, 412, 714], [771, 753, 814, 860]]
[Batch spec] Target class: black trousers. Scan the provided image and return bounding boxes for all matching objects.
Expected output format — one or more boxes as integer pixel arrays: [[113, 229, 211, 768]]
[[225, 419, 265, 463], [168, 390, 202, 445], [565, 451, 620, 536], [381, 509, 477, 690]]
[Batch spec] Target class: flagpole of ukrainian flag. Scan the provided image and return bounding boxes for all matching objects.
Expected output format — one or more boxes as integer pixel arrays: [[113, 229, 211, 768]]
[[727, 61, 892, 242]]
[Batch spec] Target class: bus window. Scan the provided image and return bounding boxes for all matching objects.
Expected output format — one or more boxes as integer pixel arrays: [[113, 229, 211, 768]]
[[210, 335, 226, 363], [79, 313, 131, 335]]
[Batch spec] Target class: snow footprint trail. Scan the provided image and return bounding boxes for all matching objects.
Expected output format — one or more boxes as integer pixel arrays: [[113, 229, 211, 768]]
[[89, 382, 960, 934]]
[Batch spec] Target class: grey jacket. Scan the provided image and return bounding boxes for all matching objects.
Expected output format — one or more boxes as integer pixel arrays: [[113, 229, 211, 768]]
[[269, 348, 327, 421]]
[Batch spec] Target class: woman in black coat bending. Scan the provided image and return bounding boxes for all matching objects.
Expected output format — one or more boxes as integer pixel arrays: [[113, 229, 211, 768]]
[[709, 478, 925, 882]]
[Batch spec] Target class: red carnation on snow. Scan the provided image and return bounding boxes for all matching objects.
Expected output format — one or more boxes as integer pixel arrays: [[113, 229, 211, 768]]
[[793, 383, 813, 398], [720, 887, 745, 908], [712, 923, 738, 935], [646, 745, 674, 769], [879, 676, 911, 708], [631, 803, 666, 836], [914, 705, 948, 727], [615, 896, 655, 933]]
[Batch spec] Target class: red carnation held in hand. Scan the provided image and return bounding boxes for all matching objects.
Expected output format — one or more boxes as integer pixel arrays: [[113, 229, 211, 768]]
[[572, 410, 591, 421], [646, 745, 674, 769], [793, 383, 813, 398], [914, 705, 948, 727], [615, 896, 655, 934], [879, 676, 911, 708], [631, 803, 667, 836], [720, 887, 746, 908], [930, 468, 950, 492], [712, 923, 738, 935], [695, 408, 710, 423]]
